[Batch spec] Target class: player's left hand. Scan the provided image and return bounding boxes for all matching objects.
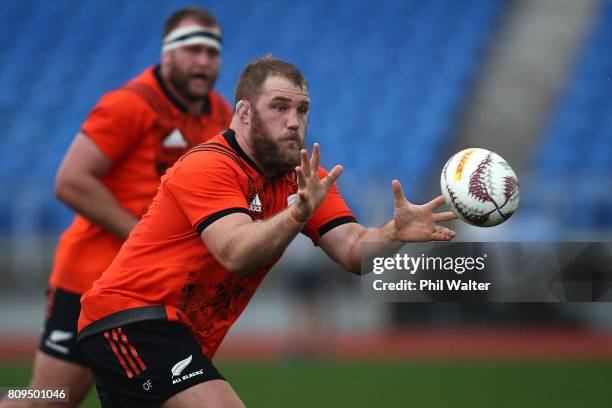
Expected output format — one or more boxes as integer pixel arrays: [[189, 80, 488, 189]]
[[390, 180, 456, 242]]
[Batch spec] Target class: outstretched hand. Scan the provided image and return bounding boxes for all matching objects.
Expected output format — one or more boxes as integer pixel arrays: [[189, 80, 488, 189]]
[[290, 143, 343, 223], [391, 180, 456, 242]]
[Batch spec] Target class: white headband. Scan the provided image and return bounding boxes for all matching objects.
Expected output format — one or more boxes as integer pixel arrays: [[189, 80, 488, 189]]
[[162, 25, 223, 53]]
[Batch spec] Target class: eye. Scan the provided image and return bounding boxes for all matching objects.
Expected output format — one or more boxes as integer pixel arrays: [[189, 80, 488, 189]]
[[297, 106, 309, 116], [274, 105, 287, 113]]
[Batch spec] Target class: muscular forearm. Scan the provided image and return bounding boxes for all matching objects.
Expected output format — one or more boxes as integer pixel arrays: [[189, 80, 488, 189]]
[[345, 221, 391, 273], [55, 174, 138, 240], [215, 208, 305, 276], [337, 221, 403, 274], [322, 182, 457, 275]]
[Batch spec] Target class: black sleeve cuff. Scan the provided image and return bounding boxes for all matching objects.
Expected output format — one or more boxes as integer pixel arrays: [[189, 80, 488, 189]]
[[196, 207, 251, 235], [317, 216, 357, 237]]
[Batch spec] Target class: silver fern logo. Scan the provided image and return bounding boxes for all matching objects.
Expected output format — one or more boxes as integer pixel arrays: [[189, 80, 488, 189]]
[[171, 355, 192, 378], [49, 330, 73, 343]]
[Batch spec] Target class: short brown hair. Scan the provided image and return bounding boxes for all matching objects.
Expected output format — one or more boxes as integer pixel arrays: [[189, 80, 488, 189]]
[[163, 7, 221, 37], [234, 55, 308, 105]]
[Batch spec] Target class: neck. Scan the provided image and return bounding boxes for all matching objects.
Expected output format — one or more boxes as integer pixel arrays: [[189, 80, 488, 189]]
[[160, 65, 203, 114]]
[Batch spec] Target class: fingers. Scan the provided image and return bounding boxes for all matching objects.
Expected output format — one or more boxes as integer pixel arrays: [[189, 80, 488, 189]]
[[295, 166, 306, 189], [323, 165, 343, 189], [432, 225, 456, 241], [425, 195, 446, 211], [433, 211, 457, 222], [426, 197, 456, 222], [311, 143, 320, 174], [296, 144, 342, 193], [300, 149, 310, 177], [391, 180, 406, 208]]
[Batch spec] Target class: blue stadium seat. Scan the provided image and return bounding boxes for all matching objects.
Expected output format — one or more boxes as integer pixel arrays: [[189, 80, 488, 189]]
[[0, 0, 507, 233], [529, 0, 612, 232]]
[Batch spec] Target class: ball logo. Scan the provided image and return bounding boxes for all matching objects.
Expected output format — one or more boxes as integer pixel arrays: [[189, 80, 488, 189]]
[[441, 148, 519, 227], [454, 148, 476, 181]]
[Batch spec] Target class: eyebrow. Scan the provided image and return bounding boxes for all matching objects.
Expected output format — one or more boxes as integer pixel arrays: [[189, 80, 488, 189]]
[[270, 96, 310, 109], [270, 96, 292, 103]]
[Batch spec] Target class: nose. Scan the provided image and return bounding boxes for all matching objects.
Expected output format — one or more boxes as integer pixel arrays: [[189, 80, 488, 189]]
[[286, 109, 300, 130], [196, 50, 212, 67]]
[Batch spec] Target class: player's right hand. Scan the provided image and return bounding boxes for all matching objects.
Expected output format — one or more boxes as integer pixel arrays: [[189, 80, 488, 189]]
[[290, 143, 343, 223]]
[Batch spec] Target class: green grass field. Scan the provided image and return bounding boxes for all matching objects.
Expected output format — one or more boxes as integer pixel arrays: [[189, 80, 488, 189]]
[[2, 359, 611, 407]]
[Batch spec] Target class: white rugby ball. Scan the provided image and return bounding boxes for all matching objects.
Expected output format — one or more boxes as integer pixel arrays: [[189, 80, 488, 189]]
[[440, 148, 520, 227]]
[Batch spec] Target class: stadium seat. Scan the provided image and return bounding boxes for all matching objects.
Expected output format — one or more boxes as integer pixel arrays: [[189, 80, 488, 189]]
[[528, 0, 612, 232], [0, 0, 507, 233]]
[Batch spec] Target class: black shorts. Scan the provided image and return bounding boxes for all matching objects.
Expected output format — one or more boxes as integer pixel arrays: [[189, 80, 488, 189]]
[[39, 286, 86, 365], [78, 319, 224, 407]]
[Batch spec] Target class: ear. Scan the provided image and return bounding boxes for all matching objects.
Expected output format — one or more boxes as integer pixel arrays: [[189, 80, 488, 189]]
[[235, 100, 251, 124]]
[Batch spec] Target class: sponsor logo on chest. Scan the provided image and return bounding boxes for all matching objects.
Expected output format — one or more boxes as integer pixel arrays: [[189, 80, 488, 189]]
[[162, 129, 188, 148], [249, 194, 263, 213]]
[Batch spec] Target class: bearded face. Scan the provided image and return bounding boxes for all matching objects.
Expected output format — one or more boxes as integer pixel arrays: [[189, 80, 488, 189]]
[[167, 46, 219, 102], [249, 107, 304, 177]]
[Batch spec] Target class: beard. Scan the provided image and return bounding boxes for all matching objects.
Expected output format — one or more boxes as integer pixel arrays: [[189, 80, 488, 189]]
[[168, 58, 218, 102], [250, 108, 304, 177]]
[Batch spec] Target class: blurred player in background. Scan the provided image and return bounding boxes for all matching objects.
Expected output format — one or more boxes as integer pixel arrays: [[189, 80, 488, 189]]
[[0, 7, 232, 408], [76, 56, 456, 407]]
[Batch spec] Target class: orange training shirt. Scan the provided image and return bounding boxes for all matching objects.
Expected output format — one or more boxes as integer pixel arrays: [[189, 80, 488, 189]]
[[50, 66, 231, 294], [78, 130, 356, 358]]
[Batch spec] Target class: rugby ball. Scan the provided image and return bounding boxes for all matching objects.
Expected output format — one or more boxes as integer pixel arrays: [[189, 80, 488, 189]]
[[440, 148, 519, 227]]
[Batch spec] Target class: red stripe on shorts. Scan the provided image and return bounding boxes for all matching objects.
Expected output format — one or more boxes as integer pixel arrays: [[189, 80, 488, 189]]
[[111, 329, 141, 376], [104, 330, 134, 379], [118, 327, 147, 371]]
